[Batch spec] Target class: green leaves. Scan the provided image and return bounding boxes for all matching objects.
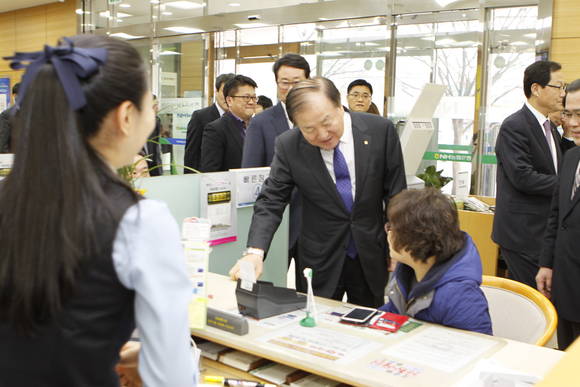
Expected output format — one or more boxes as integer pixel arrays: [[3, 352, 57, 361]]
[[417, 165, 453, 189]]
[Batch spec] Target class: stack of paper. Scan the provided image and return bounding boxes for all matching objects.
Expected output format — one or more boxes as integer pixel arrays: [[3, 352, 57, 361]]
[[219, 350, 271, 372], [197, 341, 232, 361], [289, 374, 346, 387], [182, 217, 211, 329], [250, 363, 308, 385]]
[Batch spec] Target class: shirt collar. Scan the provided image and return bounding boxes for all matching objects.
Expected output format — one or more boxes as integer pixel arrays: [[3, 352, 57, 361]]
[[525, 100, 549, 128], [340, 110, 353, 145], [216, 102, 226, 116]]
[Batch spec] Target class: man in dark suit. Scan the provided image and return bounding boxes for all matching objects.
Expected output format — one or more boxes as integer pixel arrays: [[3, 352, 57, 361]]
[[537, 79, 580, 350], [230, 78, 406, 307], [242, 54, 310, 167], [200, 75, 257, 172], [492, 61, 568, 289], [0, 83, 20, 153], [184, 73, 234, 172], [242, 54, 311, 277]]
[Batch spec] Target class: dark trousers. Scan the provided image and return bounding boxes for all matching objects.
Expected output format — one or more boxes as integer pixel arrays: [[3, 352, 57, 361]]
[[331, 256, 384, 308], [557, 316, 580, 350], [500, 247, 539, 289]]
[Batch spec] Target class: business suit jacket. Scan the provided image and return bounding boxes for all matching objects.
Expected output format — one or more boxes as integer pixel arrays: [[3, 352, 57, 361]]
[[184, 104, 220, 172], [0, 106, 16, 153], [242, 102, 302, 248], [248, 112, 407, 299], [492, 104, 568, 254], [540, 146, 580, 321], [242, 102, 289, 167], [200, 112, 244, 172]]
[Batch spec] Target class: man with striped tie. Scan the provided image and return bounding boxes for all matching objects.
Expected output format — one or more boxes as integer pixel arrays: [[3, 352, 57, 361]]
[[492, 61, 572, 289], [229, 77, 406, 307], [537, 79, 580, 350]]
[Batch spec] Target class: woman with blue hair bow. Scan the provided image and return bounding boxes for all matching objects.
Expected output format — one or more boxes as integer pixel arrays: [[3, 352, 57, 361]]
[[0, 35, 197, 386]]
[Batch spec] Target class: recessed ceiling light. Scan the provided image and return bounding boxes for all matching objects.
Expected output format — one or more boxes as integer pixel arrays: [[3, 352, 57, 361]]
[[119, 3, 131, 8], [229, 2, 241, 6], [150, 0, 160, 4], [75, 8, 90, 15], [99, 11, 132, 18], [436, 0, 456, 6], [234, 22, 271, 29], [110, 33, 144, 39], [165, 1, 204, 9], [162, 11, 173, 16], [164, 26, 205, 33]]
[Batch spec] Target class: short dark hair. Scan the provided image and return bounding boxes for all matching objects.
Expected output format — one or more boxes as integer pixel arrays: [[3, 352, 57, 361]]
[[285, 77, 341, 124], [215, 73, 235, 91], [272, 53, 311, 81], [387, 188, 464, 263], [564, 79, 580, 108], [223, 75, 257, 99], [347, 79, 373, 95], [523, 60, 562, 99], [12, 82, 20, 95], [257, 95, 273, 109]]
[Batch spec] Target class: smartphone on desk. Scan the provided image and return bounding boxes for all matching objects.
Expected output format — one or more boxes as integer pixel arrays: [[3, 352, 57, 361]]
[[340, 307, 378, 325]]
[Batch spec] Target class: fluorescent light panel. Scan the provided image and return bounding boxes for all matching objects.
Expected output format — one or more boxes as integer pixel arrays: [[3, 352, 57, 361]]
[[164, 26, 205, 33], [165, 1, 204, 9]]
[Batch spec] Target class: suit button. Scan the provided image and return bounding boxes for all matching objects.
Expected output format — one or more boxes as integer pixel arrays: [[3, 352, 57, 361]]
[[561, 224, 567, 230]]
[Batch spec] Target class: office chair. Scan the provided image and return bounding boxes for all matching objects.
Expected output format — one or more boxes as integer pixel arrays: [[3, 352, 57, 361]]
[[481, 275, 557, 347]]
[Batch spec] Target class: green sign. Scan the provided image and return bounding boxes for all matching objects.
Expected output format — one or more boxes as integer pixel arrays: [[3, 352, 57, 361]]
[[423, 152, 472, 163], [108, 0, 121, 4], [482, 155, 497, 164]]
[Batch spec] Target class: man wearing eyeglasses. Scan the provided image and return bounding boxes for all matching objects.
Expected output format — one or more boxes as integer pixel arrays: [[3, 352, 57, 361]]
[[493, 60, 570, 289], [346, 79, 373, 113], [537, 79, 580, 350], [200, 75, 258, 172], [184, 73, 235, 173], [242, 53, 311, 286]]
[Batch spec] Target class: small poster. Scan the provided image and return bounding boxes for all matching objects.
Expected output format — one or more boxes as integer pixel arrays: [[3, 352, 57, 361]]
[[231, 167, 270, 208], [200, 172, 237, 246], [0, 78, 10, 112]]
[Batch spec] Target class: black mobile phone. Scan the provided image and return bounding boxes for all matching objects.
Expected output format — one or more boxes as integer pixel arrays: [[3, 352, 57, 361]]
[[340, 307, 378, 324]]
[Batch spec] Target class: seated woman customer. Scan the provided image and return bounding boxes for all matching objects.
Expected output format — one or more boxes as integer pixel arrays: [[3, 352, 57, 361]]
[[379, 188, 492, 335], [0, 35, 196, 385]]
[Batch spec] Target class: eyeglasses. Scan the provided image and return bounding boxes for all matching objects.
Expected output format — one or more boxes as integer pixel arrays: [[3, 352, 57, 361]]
[[546, 83, 567, 91], [562, 110, 580, 120], [231, 95, 258, 103], [348, 92, 372, 100], [277, 80, 301, 89]]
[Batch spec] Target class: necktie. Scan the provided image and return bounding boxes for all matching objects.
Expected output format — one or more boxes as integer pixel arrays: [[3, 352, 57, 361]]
[[333, 146, 357, 258], [543, 120, 557, 172], [241, 122, 246, 139], [571, 163, 580, 200]]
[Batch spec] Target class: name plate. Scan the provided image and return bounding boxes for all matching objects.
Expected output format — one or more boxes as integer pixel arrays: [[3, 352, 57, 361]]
[[206, 307, 249, 335]]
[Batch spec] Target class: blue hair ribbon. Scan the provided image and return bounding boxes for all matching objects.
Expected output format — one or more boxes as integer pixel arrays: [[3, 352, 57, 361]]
[[3, 37, 107, 111]]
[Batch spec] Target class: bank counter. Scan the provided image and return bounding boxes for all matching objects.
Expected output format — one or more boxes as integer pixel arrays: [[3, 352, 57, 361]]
[[191, 273, 563, 387]]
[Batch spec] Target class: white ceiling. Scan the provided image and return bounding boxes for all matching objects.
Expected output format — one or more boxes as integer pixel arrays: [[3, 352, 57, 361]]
[[0, 0, 61, 13]]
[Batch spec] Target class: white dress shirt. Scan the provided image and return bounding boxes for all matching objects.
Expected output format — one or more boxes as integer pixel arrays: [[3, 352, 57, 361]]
[[280, 101, 294, 131], [216, 101, 226, 117], [320, 111, 356, 199], [525, 101, 558, 172], [112, 199, 196, 386]]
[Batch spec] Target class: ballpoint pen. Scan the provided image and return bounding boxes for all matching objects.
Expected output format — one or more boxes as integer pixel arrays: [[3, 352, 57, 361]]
[[204, 375, 276, 387]]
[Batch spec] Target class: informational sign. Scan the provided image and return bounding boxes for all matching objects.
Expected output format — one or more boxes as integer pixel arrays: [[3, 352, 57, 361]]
[[200, 172, 237, 246], [231, 167, 270, 208], [159, 97, 201, 172], [0, 78, 10, 112]]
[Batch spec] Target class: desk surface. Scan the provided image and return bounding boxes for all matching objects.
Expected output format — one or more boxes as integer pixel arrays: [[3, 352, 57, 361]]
[[192, 273, 563, 387]]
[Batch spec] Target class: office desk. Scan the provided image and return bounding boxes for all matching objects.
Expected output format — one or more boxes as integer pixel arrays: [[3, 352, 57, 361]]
[[191, 273, 563, 387]]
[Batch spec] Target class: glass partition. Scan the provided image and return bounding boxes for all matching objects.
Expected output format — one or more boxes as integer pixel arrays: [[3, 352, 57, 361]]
[[478, 6, 538, 196]]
